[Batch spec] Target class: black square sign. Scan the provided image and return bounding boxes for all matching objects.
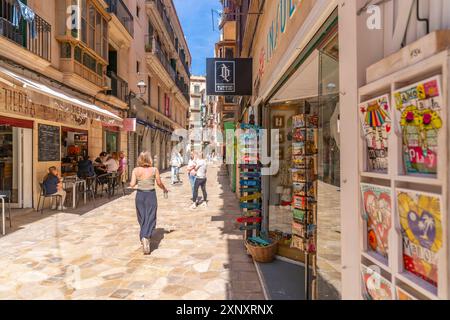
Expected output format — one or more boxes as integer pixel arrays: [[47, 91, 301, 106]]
[[206, 58, 252, 96]]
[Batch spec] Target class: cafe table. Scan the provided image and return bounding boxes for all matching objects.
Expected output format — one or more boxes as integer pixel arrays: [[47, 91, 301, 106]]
[[63, 177, 87, 209]]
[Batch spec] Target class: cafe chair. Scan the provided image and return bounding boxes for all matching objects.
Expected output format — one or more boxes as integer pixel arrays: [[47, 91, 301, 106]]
[[0, 190, 12, 228], [37, 183, 64, 214], [109, 172, 126, 198], [77, 176, 96, 207], [95, 173, 110, 197]]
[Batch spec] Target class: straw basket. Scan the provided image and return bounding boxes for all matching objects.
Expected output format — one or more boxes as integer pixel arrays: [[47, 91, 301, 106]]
[[245, 239, 278, 263]]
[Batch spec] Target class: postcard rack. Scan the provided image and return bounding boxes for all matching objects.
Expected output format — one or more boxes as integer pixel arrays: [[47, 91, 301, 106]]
[[290, 114, 319, 300], [357, 49, 449, 300], [237, 123, 262, 240]]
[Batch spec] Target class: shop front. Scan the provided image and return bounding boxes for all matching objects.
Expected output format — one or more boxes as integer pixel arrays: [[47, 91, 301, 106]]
[[0, 65, 123, 209]]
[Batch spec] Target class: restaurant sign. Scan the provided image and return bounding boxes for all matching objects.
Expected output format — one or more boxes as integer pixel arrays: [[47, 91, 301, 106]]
[[206, 58, 253, 96]]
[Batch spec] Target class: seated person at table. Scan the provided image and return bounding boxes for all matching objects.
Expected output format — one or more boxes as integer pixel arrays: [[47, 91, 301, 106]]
[[105, 152, 120, 173], [94, 152, 108, 175], [43, 166, 67, 210], [77, 156, 95, 178]]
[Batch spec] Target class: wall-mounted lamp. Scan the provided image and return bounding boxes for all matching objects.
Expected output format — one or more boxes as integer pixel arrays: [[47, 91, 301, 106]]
[[137, 80, 147, 95]]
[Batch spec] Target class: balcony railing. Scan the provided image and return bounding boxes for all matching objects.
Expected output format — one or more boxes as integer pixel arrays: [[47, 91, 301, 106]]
[[0, 0, 51, 61], [145, 35, 176, 81], [107, 70, 128, 102], [106, 0, 134, 37], [176, 77, 190, 103]]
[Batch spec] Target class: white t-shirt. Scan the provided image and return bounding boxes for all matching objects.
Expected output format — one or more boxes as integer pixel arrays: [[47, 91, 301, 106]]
[[195, 159, 207, 179], [105, 159, 119, 173]]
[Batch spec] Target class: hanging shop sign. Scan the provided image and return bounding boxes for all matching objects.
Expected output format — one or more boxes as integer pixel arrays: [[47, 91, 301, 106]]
[[359, 95, 391, 173], [397, 189, 442, 288], [360, 183, 392, 260], [123, 118, 137, 132], [206, 58, 253, 96], [394, 76, 443, 175]]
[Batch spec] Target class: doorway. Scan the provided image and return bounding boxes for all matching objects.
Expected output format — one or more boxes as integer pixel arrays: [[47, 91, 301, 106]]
[[0, 121, 33, 208]]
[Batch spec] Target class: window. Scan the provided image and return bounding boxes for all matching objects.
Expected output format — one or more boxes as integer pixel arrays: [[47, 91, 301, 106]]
[[136, 61, 141, 74], [225, 47, 234, 58], [157, 86, 161, 112], [78, 0, 108, 61], [136, 5, 141, 18], [194, 85, 200, 94], [147, 76, 151, 106], [164, 94, 170, 117], [61, 43, 72, 58], [194, 98, 200, 108]]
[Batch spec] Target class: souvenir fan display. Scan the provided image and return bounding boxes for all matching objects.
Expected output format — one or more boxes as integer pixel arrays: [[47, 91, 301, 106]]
[[360, 184, 392, 260], [237, 123, 262, 237], [394, 76, 443, 175], [361, 265, 393, 300], [359, 95, 391, 172], [290, 114, 318, 299], [397, 189, 442, 287]]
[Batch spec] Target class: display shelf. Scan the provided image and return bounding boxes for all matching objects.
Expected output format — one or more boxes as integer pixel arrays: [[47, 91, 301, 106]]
[[358, 49, 449, 300], [361, 251, 391, 273], [395, 273, 439, 300]]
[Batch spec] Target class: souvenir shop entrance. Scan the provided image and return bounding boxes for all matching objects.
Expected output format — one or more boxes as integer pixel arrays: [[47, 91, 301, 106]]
[[263, 29, 342, 295]]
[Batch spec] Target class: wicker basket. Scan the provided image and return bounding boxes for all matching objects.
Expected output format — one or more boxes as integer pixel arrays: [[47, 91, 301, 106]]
[[246, 239, 278, 263]]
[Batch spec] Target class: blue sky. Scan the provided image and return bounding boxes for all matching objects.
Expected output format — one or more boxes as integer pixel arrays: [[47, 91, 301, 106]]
[[174, 0, 221, 76]]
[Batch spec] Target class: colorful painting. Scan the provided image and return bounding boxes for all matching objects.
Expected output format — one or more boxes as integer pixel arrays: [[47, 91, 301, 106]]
[[359, 95, 391, 172], [396, 287, 417, 300], [360, 184, 392, 259], [394, 76, 443, 175], [397, 189, 442, 287], [361, 265, 393, 300]]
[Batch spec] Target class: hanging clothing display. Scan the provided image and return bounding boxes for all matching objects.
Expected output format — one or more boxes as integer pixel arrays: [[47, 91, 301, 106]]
[[12, 0, 37, 39]]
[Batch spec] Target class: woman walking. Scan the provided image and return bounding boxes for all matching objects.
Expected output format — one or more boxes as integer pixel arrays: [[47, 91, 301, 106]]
[[130, 152, 168, 255]]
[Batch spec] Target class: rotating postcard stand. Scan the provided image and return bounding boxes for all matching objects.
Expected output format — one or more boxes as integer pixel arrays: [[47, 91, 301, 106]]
[[291, 114, 319, 300], [237, 123, 262, 240]]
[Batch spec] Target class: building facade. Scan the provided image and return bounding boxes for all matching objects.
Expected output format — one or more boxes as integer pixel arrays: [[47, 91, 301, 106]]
[[0, 0, 131, 209], [228, 0, 450, 300], [128, 0, 191, 172]]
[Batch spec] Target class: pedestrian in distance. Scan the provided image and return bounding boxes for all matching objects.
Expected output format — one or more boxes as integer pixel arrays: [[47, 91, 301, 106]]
[[170, 150, 183, 185], [191, 152, 208, 209], [130, 152, 168, 255], [186, 152, 197, 197]]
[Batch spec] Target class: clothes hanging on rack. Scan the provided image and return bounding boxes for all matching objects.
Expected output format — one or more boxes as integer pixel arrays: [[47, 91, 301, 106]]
[[12, 0, 37, 39]]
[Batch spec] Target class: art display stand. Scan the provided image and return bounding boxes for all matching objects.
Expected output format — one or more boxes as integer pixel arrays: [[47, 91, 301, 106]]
[[358, 48, 450, 300], [290, 114, 319, 300]]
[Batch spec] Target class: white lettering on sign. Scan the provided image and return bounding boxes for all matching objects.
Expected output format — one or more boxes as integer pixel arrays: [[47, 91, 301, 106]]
[[366, 5, 381, 30]]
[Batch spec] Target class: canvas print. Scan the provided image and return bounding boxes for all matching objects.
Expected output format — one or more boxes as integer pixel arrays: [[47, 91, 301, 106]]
[[359, 95, 391, 172], [394, 76, 443, 175], [360, 184, 392, 259], [397, 189, 442, 287], [361, 265, 393, 300]]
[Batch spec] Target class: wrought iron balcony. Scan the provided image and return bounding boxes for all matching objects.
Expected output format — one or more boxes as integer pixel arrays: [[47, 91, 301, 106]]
[[107, 70, 129, 102], [145, 35, 176, 81], [0, 0, 51, 61], [106, 0, 134, 37]]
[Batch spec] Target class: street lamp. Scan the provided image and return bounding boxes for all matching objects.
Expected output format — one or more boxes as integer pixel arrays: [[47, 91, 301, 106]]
[[137, 80, 147, 95]]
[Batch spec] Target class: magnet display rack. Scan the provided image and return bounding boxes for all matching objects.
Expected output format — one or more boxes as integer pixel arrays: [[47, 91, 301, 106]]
[[238, 123, 262, 240], [290, 114, 319, 300], [357, 49, 449, 300]]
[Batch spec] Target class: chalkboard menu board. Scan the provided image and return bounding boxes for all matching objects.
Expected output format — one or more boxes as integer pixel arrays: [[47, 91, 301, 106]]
[[38, 124, 61, 162]]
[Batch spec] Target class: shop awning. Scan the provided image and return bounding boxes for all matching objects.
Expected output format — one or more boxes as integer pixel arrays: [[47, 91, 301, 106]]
[[0, 66, 122, 122]]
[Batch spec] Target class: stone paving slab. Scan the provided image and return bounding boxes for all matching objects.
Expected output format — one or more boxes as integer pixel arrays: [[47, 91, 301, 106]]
[[0, 166, 265, 300]]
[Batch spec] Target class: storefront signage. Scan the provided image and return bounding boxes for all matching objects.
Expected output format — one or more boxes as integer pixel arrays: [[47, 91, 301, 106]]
[[0, 87, 37, 117], [206, 58, 253, 96], [123, 118, 137, 132], [265, 0, 299, 63], [38, 124, 61, 162]]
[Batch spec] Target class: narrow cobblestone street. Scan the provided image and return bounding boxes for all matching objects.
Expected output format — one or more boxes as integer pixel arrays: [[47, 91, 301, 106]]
[[0, 165, 265, 300]]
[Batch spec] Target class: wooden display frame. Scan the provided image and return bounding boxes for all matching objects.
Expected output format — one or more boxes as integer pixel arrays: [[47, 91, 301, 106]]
[[358, 50, 450, 300]]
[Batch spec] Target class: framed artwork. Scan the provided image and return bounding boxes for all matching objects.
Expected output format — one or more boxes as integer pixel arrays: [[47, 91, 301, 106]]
[[396, 287, 417, 300], [273, 115, 285, 129], [361, 265, 393, 300], [359, 95, 391, 173], [397, 189, 442, 288], [360, 184, 392, 260], [394, 76, 443, 175]]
